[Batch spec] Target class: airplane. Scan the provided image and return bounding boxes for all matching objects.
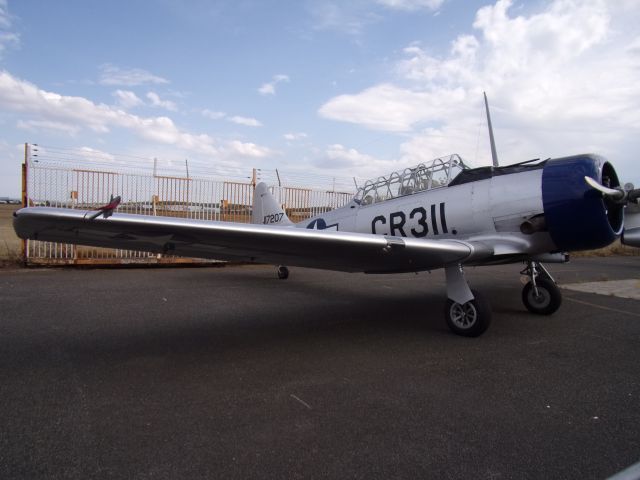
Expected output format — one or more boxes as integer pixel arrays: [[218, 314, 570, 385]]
[[12, 100, 640, 337]]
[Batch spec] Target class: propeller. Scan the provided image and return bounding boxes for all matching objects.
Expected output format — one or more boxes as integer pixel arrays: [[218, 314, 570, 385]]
[[584, 176, 640, 204], [585, 176, 640, 248]]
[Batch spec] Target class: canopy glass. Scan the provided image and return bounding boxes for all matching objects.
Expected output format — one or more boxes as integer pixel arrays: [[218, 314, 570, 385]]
[[354, 154, 468, 205]]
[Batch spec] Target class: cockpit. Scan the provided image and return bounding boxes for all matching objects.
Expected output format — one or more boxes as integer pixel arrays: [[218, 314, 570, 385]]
[[353, 154, 469, 206]]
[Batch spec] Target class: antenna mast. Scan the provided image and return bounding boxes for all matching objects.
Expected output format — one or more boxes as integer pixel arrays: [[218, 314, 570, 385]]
[[484, 92, 499, 167]]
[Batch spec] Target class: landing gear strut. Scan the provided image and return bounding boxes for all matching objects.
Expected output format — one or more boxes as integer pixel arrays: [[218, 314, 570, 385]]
[[444, 264, 492, 337], [520, 261, 562, 315]]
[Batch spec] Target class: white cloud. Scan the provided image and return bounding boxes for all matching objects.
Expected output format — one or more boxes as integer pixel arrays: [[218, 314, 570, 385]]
[[202, 109, 226, 120], [225, 140, 273, 158], [77, 146, 116, 162], [0, 70, 219, 155], [146, 91, 177, 111], [283, 132, 308, 141], [0, 71, 279, 165], [376, 0, 445, 12], [99, 64, 169, 87], [320, 83, 465, 132], [318, 0, 640, 183], [0, 0, 10, 29], [258, 84, 275, 96], [0, 0, 19, 57], [310, 1, 443, 37], [326, 144, 375, 166], [17, 119, 80, 136], [229, 115, 263, 127], [258, 74, 290, 96], [310, 3, 381, 36], [321, 143, 390, 171], [112, 90, 143, 109], [0, 31, 18, 54]]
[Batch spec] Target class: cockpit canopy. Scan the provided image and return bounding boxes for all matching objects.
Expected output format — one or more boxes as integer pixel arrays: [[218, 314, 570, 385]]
[[354, 154, 468, 205]]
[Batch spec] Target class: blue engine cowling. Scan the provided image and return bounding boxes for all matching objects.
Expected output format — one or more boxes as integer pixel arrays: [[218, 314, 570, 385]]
[[542, 154, 623, 251]]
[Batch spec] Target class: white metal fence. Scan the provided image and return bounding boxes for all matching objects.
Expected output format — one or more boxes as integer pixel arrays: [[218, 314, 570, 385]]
[[24, 150, 355, 265]]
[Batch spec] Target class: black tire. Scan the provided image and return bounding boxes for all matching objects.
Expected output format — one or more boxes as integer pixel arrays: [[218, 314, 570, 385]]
[[444, 289, 492, 337], [277, 266, 289, 280], [522, 278, 562, 315]]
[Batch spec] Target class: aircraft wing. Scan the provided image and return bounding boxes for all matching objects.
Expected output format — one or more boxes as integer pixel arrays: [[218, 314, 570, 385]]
[[13, 207, 492, 273]]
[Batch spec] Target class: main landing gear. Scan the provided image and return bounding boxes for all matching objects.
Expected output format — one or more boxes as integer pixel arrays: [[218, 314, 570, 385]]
[[445, 289, 491, 337], [443, 260, 562, 337], [444, 264, 491, 337], [520, 261, 562, 315]]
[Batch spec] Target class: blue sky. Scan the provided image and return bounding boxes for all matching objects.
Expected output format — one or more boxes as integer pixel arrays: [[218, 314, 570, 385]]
[[1, 0, 639, 196]]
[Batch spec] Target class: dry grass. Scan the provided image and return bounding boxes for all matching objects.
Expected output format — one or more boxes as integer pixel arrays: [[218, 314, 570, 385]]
[[0, 204, 23, 266], [572, 239, 639, 257]]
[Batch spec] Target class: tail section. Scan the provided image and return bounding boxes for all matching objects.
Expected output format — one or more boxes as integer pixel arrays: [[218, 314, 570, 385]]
[[252, 182, 293, 226]]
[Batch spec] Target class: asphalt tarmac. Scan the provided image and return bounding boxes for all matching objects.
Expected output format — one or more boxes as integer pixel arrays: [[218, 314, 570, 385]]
[[0, 257, 639, 480]]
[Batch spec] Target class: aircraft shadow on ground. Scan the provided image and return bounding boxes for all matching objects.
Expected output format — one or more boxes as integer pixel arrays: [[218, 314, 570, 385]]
[[1, 268, 534, 370], [1, 289, 496, 370]]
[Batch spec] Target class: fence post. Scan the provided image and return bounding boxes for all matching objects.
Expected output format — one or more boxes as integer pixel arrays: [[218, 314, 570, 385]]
[[21, 154, 26, 264], [20, 143, 29, 265], [22, 144, 28, 207]]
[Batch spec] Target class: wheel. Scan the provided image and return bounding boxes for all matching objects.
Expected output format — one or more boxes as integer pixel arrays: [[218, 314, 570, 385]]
[[277, 265, 289, 280], [444, 289, 492, 337], [522, 278, 562, 315]]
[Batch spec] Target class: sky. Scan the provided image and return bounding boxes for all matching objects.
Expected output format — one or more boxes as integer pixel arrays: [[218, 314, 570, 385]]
[[0, 0, 639, 196]]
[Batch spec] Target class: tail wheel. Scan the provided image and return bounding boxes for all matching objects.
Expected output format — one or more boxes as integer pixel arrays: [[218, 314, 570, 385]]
[[444, 289, 492, 337], [277, 266, 289, 280], [522, 278, 562, 315]]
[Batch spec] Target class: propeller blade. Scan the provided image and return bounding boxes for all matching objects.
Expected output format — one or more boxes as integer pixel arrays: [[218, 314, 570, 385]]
[[584, 176, 625, 200], [622, 227, 640, 247]]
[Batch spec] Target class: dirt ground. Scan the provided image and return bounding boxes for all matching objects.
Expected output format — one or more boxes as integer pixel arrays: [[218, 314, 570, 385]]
[[0, 204, 22, 264]]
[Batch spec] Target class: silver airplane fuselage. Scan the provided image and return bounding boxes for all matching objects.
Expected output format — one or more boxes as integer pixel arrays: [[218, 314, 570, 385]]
[[299, 154, 625, 264]]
